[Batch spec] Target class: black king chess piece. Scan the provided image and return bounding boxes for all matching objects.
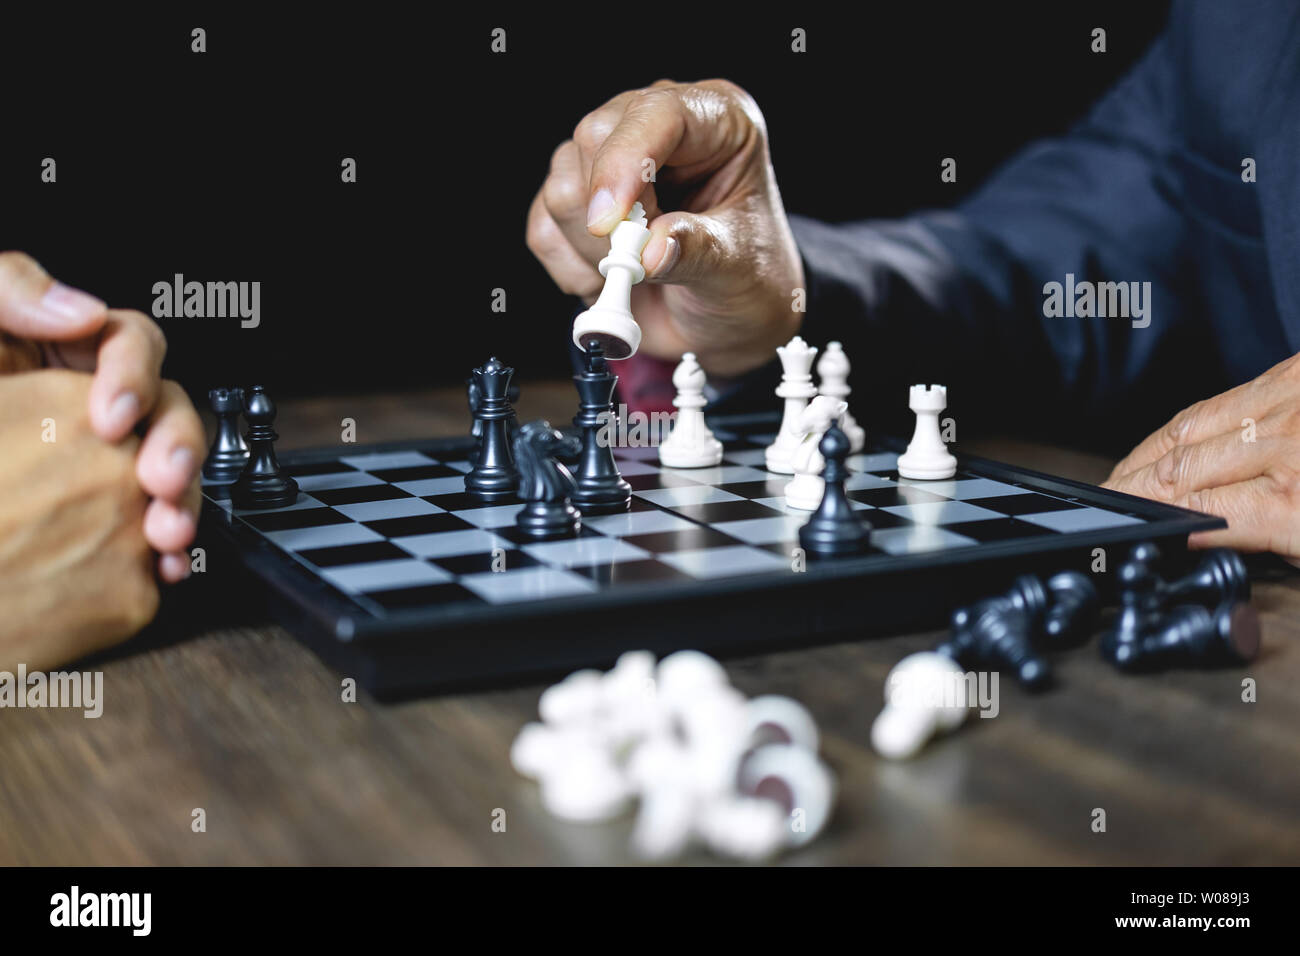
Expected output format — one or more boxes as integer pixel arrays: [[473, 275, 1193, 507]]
[[570, 339, 631, 515], [514, 420, 582, 539], [798, 423, 872, 557], [465, 357, 520, 500], [230, 385, 299, 509], [202, 386, 250, 482]]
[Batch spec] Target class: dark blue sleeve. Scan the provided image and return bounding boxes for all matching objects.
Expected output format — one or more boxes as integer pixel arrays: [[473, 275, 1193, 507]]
[[724, 29, 1231, 445]]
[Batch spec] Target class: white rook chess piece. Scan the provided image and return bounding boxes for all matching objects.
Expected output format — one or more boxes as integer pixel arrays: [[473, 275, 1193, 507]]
[[816, 341, 865, 453], [896, 384, 957, 480], [571, 202, 652, 360], [784, 396, 848, 511], [659, 353, 723, 468], [764, 336, 818, 474], [871, 652, 970, 760]]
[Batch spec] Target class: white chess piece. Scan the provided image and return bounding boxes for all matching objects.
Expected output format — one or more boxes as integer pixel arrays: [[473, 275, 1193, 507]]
[[764, 337, 819, 474], [783, 395, 848, 511], [816, 341, 865, 452], [736, 744, 835, 847], [658, 353, 723, 468], [896, 384, 957, 480], [870, 652, 970, 760], [571, 202, 652, 359]]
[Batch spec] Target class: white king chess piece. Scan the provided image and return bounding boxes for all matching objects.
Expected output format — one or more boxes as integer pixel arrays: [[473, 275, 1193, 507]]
[[571, 202, 652, 360], [764, 336, 818, 474], [816, 341, 865, 453], [659, 353, 723, 468], [784, 395, 848, 511], [896, 384, 957, 480]]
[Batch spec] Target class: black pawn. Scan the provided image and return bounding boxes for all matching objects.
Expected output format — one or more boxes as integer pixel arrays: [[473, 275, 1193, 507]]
[[1109, 602, 1261, 672], [230, 386, 298, 510], [202, 386, 249, 482], [570, 340, 631, 515], [1100, 555, 1164, 660], [514, 420, 581, 540], [798, 424, 872, 557], [465, 357, 520, 501], [1163, 548, 1250, 609], [937, 575, 1051, 689]]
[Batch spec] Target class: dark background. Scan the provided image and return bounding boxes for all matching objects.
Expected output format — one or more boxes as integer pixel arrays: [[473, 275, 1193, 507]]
[[0, 4, 1169, 399]]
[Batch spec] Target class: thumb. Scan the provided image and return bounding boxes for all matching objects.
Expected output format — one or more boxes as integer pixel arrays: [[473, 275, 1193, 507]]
[[642, 210, 739, 289], [0, 251, 107, 339]]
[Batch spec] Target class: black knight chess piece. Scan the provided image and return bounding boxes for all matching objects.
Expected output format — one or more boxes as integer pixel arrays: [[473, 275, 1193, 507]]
[[465, 357, 520, 500], [570, 339, 631, 515], [202, 386, 250, 482], [798, 423, 872, 557], [230, 385, 299, 510], [514, 419, 582, 539]]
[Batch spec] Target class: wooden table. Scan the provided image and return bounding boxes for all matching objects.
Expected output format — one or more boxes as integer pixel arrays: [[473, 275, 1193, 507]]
[[2, 385, 1297, 865]]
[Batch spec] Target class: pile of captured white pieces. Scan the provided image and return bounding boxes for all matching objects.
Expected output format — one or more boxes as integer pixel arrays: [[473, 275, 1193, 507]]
[[511, 649, 835, 861]]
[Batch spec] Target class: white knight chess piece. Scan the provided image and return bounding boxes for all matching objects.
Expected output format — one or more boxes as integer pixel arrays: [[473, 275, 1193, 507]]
[[659, 353, 723, 468], [784, 396, 848, 511], [816, 341, 864, 452], [764, 336, 819, 474], [571, 202, 652, 360], [897, 384, 957, 480]]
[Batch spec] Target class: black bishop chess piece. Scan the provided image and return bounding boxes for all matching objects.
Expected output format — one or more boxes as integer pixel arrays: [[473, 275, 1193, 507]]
[[202, 386, 250, 482], [230, 385, 298, 510], [514, 420, 582, 539], [570, 339, 631, 515], [798, 423, 872, 557], [465, 357, 520, 501]]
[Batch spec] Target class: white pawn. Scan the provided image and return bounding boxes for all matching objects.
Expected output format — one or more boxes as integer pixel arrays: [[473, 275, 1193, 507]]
[[571, 202, 652, 360], [658, 353, 723, 468], [816, 342, 865, 452], [870, 652, 970, 760], [896, 384, 957, 480], [783, 395, 848, 511], [764, 336, 819, 474]]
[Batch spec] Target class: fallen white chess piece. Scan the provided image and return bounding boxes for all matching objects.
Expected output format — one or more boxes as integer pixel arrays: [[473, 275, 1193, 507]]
[[871, 651, 971, 759], [510, 649, 836, 862]]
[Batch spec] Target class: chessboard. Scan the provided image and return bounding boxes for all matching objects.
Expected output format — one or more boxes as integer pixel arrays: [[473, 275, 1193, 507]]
[[199, 412, 1224, 696]]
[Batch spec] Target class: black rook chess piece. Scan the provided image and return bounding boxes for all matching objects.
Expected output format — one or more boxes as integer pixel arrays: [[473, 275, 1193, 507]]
[[514, 420, 582, 539], [798, 424, 872, 557], [202, 386, 250, 482], [465, 357, 520, 501], [570, 340, 631, 515], [230, 385, 298, 510]]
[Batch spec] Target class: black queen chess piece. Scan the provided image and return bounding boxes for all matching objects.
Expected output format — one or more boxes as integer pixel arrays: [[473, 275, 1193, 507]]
[[230, 385, 299, 509], [798, 423, 872, 557], [465, 356, 520, 500], [570, 339, 631, 515], [514, 419, 582, 539], [202, 386, 250, 482]]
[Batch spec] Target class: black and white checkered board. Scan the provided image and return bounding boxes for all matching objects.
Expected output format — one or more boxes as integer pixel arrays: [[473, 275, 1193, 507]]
[[200, 413, 1223, 695]]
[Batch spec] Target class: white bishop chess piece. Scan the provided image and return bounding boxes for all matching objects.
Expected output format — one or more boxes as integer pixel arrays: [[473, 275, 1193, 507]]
[[784, 395, 849, 511], [571, 202, 652, 360], [816, 341, 865, 453], [659, 353, 723, 468], [764, 336, 818, 474], [897, 384, 957, 480]]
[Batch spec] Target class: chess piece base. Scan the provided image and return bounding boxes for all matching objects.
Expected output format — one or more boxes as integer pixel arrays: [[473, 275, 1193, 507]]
[[231, 473, 299, 510], [515, 502, 581, 540]]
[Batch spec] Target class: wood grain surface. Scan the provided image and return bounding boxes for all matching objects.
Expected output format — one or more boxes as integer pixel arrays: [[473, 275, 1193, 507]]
[[1, 384, 1296, 865]]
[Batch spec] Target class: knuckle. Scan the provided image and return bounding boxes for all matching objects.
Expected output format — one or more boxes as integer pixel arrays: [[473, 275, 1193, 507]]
[[525, 207, 564, 258], [541, 171, 584, 217], [573, 111, 616, 152]]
